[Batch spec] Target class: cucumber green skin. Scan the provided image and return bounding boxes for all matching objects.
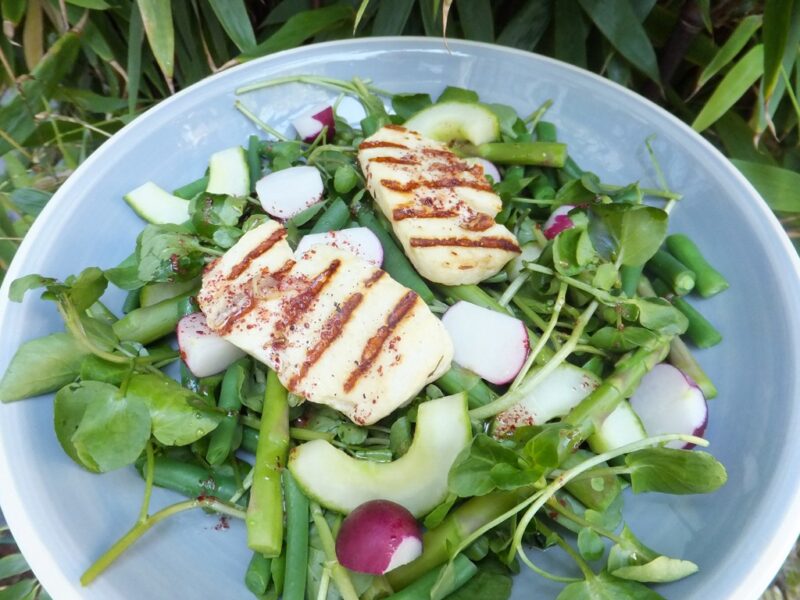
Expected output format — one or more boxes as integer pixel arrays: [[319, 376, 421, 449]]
[[124, 182, 190, 225], [287, 393, 471, 518], [404, 101, 500, 145], [139, 278, 199, 308]]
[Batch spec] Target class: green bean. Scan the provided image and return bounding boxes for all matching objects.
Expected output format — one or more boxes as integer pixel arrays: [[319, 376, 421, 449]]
[[333, 165, 359, 194], [619, 264, 643, 298], [645, 249, 696, 296], [355, 205, 434, 303], [241, 425, 258, 454], [173, 175, 209, 199], [652, 279, 721, 348], [310, 197, 350, 234], [385, 555, 478, 600], [247, 135, 261, 193], [281, 471, 309, 600], [534, 120, 558, 142], [247, 370, 289, 557], [477, 141, 567, 167], [206, 359, 248, 466], [112, 292, 193, 344], [665, 234, 729, 297], [245, 552, 271, 596], [271, 553, 286, 596]]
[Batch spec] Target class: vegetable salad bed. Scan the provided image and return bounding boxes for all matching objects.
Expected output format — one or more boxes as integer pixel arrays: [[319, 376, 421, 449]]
[[0, 76, 728, 600]]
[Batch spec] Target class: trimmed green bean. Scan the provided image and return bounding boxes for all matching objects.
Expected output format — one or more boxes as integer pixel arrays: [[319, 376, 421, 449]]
[[534, 121, 557, 142], [245, 552, 271, 596], [271, 554, 286, 596], [241, 425, 258, 454], [247, 135, 261, 193], [646, 249, 696, 296], [310, 197, 350, 234], [206, 359, 247, 466], [666, 234, 729, 297], [620, 264, 643, 298], [173, 175, 209, 199], [652, 279, 722, 348], [477, 141, 567, 167], [281, 471, 309, 600], [247, 370, 289, 557], [385, 555, 478, 600], [355, 205, 434, 303], [112, 293, 193, 344]]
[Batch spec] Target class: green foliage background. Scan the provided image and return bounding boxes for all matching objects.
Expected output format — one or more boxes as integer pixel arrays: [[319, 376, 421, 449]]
[[0, 0, 798, 598]]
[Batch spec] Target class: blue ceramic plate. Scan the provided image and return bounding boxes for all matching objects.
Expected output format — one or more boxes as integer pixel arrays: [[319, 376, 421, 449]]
[[1, 38, 799, 600]]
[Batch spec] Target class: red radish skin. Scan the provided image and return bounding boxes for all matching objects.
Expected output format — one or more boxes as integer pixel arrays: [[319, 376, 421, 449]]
[[335, 500, 423, 575], [544, 205, 576, 239], [441, 301, 530, 385], [256, 166, 324, 220], [295, 227, 384, 266], [177, 313, 246, 377], [292, 105, 336, 143], [629, 363, 708, 449]]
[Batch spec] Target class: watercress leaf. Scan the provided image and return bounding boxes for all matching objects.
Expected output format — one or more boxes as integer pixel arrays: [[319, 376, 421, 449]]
[[562, 449, 621, 512], [424, 492, 458, 529], [392, 93, 432, 120], [0, 333, 88, 402], [578, 527, 605, 561], [495, 167, 534, 199], [54, 381, 116, 471], [390, 415, 412, 458], [72, 393, 151, 472], [62, 267, 108, 311], [524, 426, 562, 471], [286, 201, 325, 228], [79, 355, 131, 385], [612, 556, 698, 583], [212, 226, 243, 249], [625, 448, 727, 494], [9, 274, 57, 302], [126, 373, 221, 445], [104, 253, 145, 291], [487, 103, 519, 138], [445, 568, 513, 600], [335, 421, 368, 446], [438, 86, 480, 103], [589, 326, 659, 352], [557, 571, 665, 599], [634, 298, 688, 336], [136, 224, 206, 283], [592, 263, 618, 290], [607, 182, 643, 204], [585, 493, 624, 532], [449, 434, 522, 497], [591, 205, 668, 266], [489, 462, 542, 490], [79, 314, 119, 352], [555, 177, 597, 206], [190, 194, 247, 238]]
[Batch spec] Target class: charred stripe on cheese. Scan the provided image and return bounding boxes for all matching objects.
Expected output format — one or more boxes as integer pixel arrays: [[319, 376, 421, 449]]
[[392, 206, 460, 221], [410, 236, 521, 252], [359, 141, 409, 150], [343, 290, 419, 392], [227, 227, 287, 280], [370, 156, 420, 166], [363, 270, 386, 288], [381, 177, 492, 193]]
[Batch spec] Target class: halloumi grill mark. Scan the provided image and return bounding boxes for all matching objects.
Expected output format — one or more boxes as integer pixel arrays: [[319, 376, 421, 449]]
[[199, 220, 453, 425], [357, 125, 521, 285]]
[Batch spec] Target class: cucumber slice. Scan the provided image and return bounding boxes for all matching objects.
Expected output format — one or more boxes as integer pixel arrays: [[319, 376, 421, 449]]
[[140, 278, 200, 308], [404, 101, 500, 145], [492, 364, 600, 437], [588, 401, 647, 454], [288, 393, 471, 517], [207, 146, 249, 197], [123, 182, 190, 225]]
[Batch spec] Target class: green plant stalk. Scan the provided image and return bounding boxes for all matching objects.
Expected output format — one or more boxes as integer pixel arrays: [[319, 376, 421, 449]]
[[355, 205, 434, 303], [385, 555, 478, 599], [652, 279, 722, 348], [436, 364, 497, 409], [245, 552, 272, 596], [112, 293, 193, 344], [310, 197, 350, 234], [282, 470, 309, 600], [665, 234, 729, 297], [247, 370, 290, 557], [309, 502, 359, 600], [206, 360, 247, 465], [476, 142, 567, 167], [81, 497, 246, 586], [645, 249, 696, 296]]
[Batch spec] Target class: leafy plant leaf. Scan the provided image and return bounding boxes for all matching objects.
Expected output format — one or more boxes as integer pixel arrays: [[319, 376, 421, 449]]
[[371, 0, 415, 35], [206, 0, 256, 52], [590, 205, 667, 266], [762, 0, 796, 100], [0, 553, 30, 579], [578, 527, 605, 561], [634, 297, 688, 336], [557, 571, 665, 599], [731, 159, 800, 213], [448, 434, 523, 497], [625, 447, 727, 495], [137, 0, 175, 84], [694, 15, 762, 92], [455, 0, 495, 42], [9, 188, 51, 217], [136, 224, 207, 283], [496, 0, 551, 50]]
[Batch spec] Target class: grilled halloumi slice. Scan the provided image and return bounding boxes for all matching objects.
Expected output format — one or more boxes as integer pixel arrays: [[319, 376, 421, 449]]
[[198, 220, 453, 425], [357, 125, 521, 285]]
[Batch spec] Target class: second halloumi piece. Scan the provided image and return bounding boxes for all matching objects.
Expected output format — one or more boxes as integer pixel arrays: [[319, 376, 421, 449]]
[[198, 220, 453, 425], [358, 125, 520, 285]]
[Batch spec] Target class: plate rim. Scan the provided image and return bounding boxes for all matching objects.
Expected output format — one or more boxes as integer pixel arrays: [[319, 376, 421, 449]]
[[1, 36, 799, 600]]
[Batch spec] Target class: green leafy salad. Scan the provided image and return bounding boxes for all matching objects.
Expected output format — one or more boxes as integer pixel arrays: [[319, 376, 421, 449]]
[[0, 75, 730, 600]]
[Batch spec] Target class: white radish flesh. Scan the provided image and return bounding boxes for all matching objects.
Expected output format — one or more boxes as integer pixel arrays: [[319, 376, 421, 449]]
[[335, 500, 423, 575], [295, 227, 383, 267], [256, 165, 324, 220], [441, 301, 529, 385], [177, 313, 246, 378], [292, 105, 336, 143], [629, 363, 708, 449], [544, 204, 575, 239]]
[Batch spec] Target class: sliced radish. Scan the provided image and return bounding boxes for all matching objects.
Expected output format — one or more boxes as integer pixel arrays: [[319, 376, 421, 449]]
[[335, 500, 423, 575], [441, 301, 529, 385], [629, 363, 708, 449], [544, 204, 575, 239], [295, 227, 383, 267], [256, 166, 324, 220], [465, 157, 501, 183], [177, 313, 246, 378], [292, 105, 336, 143]]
